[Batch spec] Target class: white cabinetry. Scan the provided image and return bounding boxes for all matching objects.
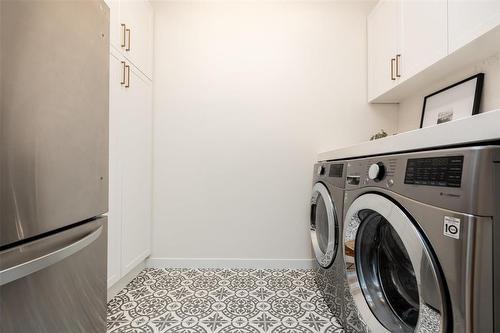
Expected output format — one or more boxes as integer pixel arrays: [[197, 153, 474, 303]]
[[368, 0, 500, 103], [106, 0, 121, 50], [400, 0, 447, 79], [120, 57, 152, 275], [108, 53, 125, 287], [367, 0, 400, 101], [448, 0, 500, 53], [120, 0, 154, 79], [368, 0, 447, 101], [105, 0, 153, 288], [104, 0, 153, 79], [108, 50, 152, 288]]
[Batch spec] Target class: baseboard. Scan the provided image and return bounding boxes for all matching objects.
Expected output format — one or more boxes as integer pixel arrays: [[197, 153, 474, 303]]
[[122, 249, 150, 277], [146, 257, 315, 270], [107, 260, 146, 301]]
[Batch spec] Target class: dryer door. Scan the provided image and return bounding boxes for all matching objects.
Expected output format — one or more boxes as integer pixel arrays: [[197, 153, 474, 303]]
[[310, 182, 338, 268], [344, 193, 446, 333]]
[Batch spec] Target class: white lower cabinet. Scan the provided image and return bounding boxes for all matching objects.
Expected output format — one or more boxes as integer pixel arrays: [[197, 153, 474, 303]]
[[120, 55, 153, 275], [108, 50, 152, 288], [108, 52, 124, 287]]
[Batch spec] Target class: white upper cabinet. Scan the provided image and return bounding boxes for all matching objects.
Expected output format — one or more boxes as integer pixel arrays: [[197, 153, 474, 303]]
[[368, 0, 500, 103], [399, 0, 447, 80], [106, 0, 121, 50], [120, 0, 154, 79], [448, 0, 500, 53], [367, 0, 400, 101], [104, 0, 153, 80]]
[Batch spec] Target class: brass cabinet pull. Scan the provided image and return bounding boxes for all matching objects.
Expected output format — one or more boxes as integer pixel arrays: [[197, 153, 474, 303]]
[[396, 54, 401, 78], [391, 58, 396, 80], [121, 61, 126, 85], [125, 64, 130, 88], [121, 24, 126, 48], [125, 28, 131, 51]]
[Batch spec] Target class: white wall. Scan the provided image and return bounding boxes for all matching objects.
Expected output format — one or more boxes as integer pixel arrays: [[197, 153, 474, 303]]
[[398, 52, 500, 132], [152, 0, 398, 264]]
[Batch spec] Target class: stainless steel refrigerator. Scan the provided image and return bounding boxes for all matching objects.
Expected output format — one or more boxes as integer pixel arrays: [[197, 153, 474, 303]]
[[0, 1, 109, 331]]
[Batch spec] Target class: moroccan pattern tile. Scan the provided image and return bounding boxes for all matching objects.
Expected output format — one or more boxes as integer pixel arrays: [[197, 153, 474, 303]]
[[107, 268, 344, 333]]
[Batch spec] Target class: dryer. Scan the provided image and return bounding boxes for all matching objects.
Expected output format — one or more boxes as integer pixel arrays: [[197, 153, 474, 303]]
[[342, 145, 500, 333], [310, 161, 347, 319]]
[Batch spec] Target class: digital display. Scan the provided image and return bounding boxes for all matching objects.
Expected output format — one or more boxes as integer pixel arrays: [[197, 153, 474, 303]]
[[405, 156, 463, 187], [329, 164, 344, 178]]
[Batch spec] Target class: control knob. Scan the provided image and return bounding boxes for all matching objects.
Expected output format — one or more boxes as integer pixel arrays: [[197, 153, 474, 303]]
[[368, 162, 385, 181]]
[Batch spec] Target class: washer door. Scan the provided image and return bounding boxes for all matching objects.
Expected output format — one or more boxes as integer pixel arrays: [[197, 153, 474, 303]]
[[310, 182, 338, 268], [344, 193, 445, 333]]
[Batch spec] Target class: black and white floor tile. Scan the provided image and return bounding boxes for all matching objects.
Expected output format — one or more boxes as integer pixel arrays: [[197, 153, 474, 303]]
[[107, 268, 344, 333]]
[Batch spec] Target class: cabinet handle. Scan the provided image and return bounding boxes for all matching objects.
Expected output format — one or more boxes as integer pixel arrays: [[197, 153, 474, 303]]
[[125, 64, 130, 88], [396, 54, 401, 78], [0, 226, 103, 286], [391, 58, 396, 80], [121, 61, 126, 85], [125, 28, 131, 51], [121, 24, 126, 48]]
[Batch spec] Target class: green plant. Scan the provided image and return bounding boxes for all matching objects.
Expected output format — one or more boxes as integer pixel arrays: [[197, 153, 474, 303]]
[[370, 129, 388, 141]]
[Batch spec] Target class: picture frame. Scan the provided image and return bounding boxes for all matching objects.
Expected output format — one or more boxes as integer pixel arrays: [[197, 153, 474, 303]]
[[420, 73, 484, 128]]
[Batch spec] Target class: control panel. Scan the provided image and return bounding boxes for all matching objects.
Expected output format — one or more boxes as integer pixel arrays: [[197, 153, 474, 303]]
[[317, 165, 326, 176], [314, 162, 347, 189], [329, 164, 344, 178], [404, 156, 464, 188], [316, 164, 344, 177], [368, 162, 385, 181], [344, 146, 499, 216]]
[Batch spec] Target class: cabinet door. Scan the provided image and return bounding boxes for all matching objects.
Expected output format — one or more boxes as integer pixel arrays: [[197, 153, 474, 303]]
[[120, 0, 154, 79], [103, 0, 122, 50], [448, 0, 500, 53], [367, 0, 400, 101], [107, 53, 125, 287], [120, 65, 152, 276], [400, 0, 447, 79]]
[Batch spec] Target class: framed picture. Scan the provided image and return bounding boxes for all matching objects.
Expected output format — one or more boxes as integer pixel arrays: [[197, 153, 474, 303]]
[[420, 73, 484, 128]]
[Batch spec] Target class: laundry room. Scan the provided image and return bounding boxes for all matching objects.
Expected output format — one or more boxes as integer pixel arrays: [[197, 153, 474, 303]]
[[1, 1, 500, 332]]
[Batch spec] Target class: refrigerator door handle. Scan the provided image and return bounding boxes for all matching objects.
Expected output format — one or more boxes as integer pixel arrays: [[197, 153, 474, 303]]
[[0, 226, 103, 286]]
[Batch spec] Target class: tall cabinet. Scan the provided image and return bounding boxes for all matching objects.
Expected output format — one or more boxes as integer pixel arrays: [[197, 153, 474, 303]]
[[105, 0, 153, 287]]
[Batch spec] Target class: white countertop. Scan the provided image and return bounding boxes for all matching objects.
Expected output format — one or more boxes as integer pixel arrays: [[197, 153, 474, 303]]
[[318, 109, 500, 161]]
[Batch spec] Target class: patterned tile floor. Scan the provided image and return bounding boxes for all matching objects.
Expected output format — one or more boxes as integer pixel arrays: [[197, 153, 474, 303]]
[[107, 268, 344, 333]]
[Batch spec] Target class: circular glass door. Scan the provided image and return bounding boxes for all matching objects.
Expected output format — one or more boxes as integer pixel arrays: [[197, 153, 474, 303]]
[[310, 182, 338, 268], [344, 193, 445, 333]]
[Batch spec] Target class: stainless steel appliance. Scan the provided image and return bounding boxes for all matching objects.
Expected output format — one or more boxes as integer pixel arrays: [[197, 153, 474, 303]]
[[310, 161, 347, 319], [0, 1, 109, 331], [342, 146, 500, 333]]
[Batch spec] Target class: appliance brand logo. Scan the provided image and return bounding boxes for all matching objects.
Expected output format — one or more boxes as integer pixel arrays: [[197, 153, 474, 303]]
[[443, 216, 460, 239]]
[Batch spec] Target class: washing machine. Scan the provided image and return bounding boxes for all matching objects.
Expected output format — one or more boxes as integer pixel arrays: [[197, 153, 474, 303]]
[[342, 145, 500, 333], [310, 161, 347, 319]]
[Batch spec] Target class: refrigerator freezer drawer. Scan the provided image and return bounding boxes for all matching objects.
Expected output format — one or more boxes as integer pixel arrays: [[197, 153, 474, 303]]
[[0, 217, 107, 333]]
